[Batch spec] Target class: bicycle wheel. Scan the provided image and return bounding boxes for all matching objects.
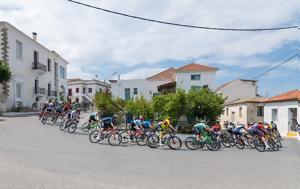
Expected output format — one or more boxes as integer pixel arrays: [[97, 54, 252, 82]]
[[206, 141, 220, 151], [68, 122, 77, 134], [89, 130, 100, 143], [81, 122, 89, 133], [147, 134, 159, 149], [245, 135, 255, 149], [108, 133, 121, 146], [220, 135, 231, 148], [167, 136, 182, 150], [41, 115, 48, 125], [119, 131, 130, 144], [184, 136, 198, 150], [136, 134, 148, 146], [274, 138, 282, 148], [51, 115, 58, 124], [268, 139, 279, 151], [254, 140, 265, 152], [235, 137, 245, 150]]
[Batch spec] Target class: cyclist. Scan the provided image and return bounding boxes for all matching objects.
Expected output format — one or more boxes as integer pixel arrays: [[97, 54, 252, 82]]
[[88, 111, 100, 129], [193, 121, 211, 142], [39, 101, 48, 119], [157, 117, 176, 146], [232, 124, 246, 136], [249, 122, 271, 149], [142, 119, 153, 130], [128, 117, 144, 142], [96, 116, 116, 140]]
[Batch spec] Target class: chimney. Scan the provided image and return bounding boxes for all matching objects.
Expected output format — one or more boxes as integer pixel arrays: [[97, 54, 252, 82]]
[[32, 32, 37, 41]]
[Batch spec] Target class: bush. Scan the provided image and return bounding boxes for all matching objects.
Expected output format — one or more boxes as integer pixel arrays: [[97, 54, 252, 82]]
[[125, 96, 154, 119]]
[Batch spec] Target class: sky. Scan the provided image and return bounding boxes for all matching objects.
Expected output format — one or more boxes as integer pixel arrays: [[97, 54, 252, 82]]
[[0, 0, 300, 97]]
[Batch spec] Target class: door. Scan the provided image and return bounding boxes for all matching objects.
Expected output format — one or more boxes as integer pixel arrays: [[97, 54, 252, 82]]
[[288, 108, 297, 132], [34, 51, 39, 67], [231, 112, 236, 123], [34, 79, 39, 94], [125, 88, 130, 100]]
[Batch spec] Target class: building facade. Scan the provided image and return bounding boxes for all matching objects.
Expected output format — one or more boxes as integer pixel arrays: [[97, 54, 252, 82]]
[[110, 63, 218, 101], [0, 21, 68, 111], [264, 90, 300, 136], [67, 78, 111, 104], [216, 79, 265, 126]]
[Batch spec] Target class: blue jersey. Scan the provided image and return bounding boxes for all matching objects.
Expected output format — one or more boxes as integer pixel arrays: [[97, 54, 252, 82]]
[[102, 117, 113, 124], [133, 119, 142, 126], [142, 121, 151, 128]]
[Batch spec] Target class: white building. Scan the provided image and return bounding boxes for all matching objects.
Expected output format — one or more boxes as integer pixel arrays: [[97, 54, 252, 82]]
[[67, 78, 111, 104], [264, 90, 300, 137], [0, 21, 68, 111], [216, 79, 265, 126], [110, 63, 218, 101]]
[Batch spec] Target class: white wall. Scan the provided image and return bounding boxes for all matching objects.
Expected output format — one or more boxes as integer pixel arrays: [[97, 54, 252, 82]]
[[175, 71, 216, 91], [0, 22, 68, 109], [67, 80, 110, 103], [264, 101, 299, 136], [111, 79, 168, 101]]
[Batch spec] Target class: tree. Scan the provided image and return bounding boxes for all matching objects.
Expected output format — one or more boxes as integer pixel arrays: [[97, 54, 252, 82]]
[[125, 96, 154, 119], [94, 92, 125, 117], [186, 88, 225, 122], [0, 60, 11, 86], [0, 60, 11, 102], [152, 89, 186, 123]]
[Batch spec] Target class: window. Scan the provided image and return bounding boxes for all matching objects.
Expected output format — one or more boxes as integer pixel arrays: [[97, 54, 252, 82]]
[[191, 74, 201, 80], [59, 66, 66, 79], [125, 88, 131, 100], [133, 88, 138, 95], [99, 88, 102, 93], [231, 112, 236, 122], [226, 108, 229, 116], [272, 109, 278, 122], [88, 88, 92, 93], [16, 83, 22, 98], [239, 107, 243, 117], [47, 59, 51, 72], [76, 88, 79, 93], [257, 107, 264, 117], [191, 86, 202, 91], [68, 89, 72, 96], [83, 88, 86, 94], [16, 41, 23, 59], [47, 83, 52, 96]]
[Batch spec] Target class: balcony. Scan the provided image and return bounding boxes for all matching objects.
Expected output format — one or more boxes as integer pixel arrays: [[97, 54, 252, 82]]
[[50, 90, 57, 97], [32, 62, 47, 76], [33, 87, 46, 96]]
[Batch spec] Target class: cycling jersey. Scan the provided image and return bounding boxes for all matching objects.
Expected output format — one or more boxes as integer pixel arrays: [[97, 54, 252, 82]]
[[101, 117, 114, 129], [47, 103, 53, 112], [133, 119, 142, 127], [211, 124, 221, 132], [193, 123, 209, 134], [142, 121, 151, 129], [233, 125, 245, 135], [89, 112, 98, 122]]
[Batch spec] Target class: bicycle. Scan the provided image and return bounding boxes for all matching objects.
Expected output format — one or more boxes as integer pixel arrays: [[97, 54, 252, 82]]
[[120, 128, 152, 146], [147, 131, 182, 150], [81, 121, 99, 133], [89, 127, 122, 146], [185, 132, 221, 151]]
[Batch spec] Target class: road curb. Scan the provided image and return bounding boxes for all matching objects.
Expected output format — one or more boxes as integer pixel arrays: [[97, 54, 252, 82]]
[[3, 112, 39, 117]]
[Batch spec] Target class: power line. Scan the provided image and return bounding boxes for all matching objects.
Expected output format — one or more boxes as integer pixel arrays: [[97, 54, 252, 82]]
[[218, 54, 299, 93], [67, 0, 299, 31]]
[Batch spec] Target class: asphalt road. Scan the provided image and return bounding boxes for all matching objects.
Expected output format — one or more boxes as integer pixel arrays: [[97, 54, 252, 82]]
[[0, 116, 300, 189]]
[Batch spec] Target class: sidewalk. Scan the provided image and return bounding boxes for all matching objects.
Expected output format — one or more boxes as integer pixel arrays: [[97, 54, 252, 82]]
[[2, 112, 39, 117]]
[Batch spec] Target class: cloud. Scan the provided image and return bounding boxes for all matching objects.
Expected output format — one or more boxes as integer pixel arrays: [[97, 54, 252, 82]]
[[0, 0, 300, 79], [119, 67, 166, 80]]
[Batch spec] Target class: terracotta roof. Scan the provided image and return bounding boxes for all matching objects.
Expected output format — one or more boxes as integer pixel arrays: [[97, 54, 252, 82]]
[[146, 68, 176, 81], [264, 90, 300, 103], [176, 63, 218, 72], [226, 96, 267, 105]]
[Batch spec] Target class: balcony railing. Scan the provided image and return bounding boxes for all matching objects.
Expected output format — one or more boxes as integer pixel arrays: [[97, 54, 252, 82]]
[[33, 87, 46, 95], [32, 62, 47, 72]]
